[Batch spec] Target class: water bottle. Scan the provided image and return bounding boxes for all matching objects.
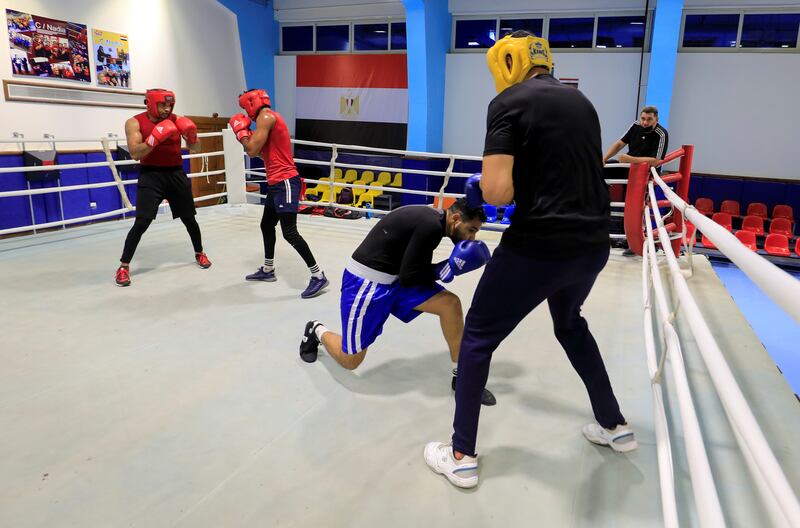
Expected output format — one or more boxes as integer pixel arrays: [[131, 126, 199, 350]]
[[364, 202, 373, 219]]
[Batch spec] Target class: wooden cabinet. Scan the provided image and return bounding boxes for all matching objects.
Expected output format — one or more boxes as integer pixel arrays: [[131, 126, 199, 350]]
[[185, 115, 229, 208]]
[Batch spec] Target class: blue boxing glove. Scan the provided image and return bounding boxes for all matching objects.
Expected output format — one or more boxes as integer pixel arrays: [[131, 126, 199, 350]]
[[435, 240, 491, 283], [464, 173, 484, 208]]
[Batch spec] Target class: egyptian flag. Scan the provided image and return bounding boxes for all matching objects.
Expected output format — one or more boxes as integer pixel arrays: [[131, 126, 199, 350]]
[[295, 54, 407, 150]]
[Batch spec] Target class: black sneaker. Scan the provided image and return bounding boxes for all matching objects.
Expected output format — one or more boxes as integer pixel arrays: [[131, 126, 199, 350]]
[[451, 373, 497, 406], [300, 320, 321, 363]]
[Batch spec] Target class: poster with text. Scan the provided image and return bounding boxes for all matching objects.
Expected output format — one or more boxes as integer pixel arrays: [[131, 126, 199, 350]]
[[6, 9, 90, 82], [92, 28, 130, 88]]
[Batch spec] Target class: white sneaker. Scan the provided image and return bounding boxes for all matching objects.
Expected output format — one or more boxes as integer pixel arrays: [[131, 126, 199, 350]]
[[582, 423, 638, 453], [423, 442, 479, 488]]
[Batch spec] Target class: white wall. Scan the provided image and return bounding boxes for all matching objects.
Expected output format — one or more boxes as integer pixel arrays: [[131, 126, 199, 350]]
[[671, 53, 800, 180], [443, 52, 647, 156], [0, 0, 246, 145], [274, 55, 297, 137], [274, 0, 404, 23]]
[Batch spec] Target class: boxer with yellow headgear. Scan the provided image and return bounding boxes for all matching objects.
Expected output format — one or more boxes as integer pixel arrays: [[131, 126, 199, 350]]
[[486, 33, 553, 93]]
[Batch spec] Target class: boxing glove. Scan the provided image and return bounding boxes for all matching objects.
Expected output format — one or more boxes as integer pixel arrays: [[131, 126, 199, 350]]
[[434, 240, 491, 283], [145, 119, 179, 148], [175, 116, 198, 144], [464, 173, 484, 208], [229, 113, 252, 142]]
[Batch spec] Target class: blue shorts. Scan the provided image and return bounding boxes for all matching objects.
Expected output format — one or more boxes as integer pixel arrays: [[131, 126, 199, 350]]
[[340, 267, 443, 354], [266, 175, 300, 213]]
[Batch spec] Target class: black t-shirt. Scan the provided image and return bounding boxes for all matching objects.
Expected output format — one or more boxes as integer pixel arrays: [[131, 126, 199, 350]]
[[351, 205, 445, 286], [483, 74, 610, 258], [621, 122, 668, 159]]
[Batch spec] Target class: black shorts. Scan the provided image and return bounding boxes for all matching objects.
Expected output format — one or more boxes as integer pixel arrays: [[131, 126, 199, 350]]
[[265, 175, 301, 214], [135, 166, 196, 220]]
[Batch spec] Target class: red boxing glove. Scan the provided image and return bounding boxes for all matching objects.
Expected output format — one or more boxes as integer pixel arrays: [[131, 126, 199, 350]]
[[229, 113, 252, 142], [175, 116, 198, 144], [145, 119, 179, 148]]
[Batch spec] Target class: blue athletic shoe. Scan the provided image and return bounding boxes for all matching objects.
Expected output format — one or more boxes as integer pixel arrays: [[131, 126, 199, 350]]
[[245, 267, 276, 282], [301, 273, 329, 299]]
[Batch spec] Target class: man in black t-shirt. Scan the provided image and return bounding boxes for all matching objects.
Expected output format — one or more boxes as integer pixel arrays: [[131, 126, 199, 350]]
[[603, 106, 669, 166], [299, 199, 496, 405], [424, 32, 636, 489], [604, 106, 669, 250]]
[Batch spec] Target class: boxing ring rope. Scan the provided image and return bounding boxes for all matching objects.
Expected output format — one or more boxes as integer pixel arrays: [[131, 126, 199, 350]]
[[642, 153, 800, 526], [237, 137, 633, 232], [0, 132, 227, 236]]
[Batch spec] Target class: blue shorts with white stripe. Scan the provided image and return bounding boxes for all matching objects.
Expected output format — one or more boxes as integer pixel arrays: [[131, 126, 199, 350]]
[[266, 175, 301, 213], [340, 269, 443, 354]]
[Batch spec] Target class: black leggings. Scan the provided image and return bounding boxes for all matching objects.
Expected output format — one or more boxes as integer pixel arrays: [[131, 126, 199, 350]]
[[120, 216, 203, 264], [261, 207, 316, 267]]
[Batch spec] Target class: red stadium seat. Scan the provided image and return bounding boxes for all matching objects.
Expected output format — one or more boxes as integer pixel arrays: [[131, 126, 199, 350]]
[[764, 234, 791, 257], [769, 218, 793, 237], [720, 200, 740, 217], [746, 202, 768, 218], [711, 212, 733, 231], [773, 204, 794, 222], [695, 197, 714, 216], [741, 215, 765, 236], [735, 230, 758, 251]]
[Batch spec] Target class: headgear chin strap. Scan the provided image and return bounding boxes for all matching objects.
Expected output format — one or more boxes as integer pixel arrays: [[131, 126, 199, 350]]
[[486, 35, 553, 93], [238, 89, 271, 120], [144, 89, 175, 118]]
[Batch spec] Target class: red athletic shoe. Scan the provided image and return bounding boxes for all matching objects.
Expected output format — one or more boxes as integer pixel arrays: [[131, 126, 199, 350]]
[[115, 266, 131, 287], [195, 252, 212, 269]]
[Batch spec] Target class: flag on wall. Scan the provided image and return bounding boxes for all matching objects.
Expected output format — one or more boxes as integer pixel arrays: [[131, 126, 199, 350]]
[[295, 54, 408, 150]]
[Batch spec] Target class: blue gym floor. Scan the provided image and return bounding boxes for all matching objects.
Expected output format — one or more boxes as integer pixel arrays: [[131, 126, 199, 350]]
[[712, 262, 800, 398]]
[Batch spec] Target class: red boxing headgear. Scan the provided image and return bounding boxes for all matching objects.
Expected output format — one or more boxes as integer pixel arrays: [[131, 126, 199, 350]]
[[238, 89, 271, 120], [144, 89, 175, 118]]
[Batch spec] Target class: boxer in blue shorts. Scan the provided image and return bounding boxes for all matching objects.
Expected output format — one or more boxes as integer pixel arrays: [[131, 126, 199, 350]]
[[299, 198, 497, 406]]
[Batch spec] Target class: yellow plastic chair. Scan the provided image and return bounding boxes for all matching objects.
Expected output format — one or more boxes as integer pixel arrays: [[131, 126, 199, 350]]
[[353, 170, 375, 199], [390, 173, 402, 187]]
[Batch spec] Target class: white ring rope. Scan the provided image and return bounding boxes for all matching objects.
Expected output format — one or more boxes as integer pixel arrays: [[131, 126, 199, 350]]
[[647, 180, 800, 526]]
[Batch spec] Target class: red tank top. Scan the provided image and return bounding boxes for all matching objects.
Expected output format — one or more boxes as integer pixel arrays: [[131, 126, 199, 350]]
[[134, 112, 182, 167], [260, 109, 298, 185]]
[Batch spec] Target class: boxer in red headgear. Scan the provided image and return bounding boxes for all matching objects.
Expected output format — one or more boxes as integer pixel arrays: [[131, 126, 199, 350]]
[[229, 89, 327, 299], [114, 88, 211, 287]]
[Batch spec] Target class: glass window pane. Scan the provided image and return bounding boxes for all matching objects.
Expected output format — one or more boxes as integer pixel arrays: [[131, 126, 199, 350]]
[[682, 14, 739, 48], [740, 13, 800, 48], [354, 23, 389, 51], [454, 19, 496, 49], [548, 18, 594, 48], [282, 26, 313, 52], [498, 18, 544, 39], [316, 25, 349, 52], [391, 22, 407, 50], [596, 16, 646, 48]]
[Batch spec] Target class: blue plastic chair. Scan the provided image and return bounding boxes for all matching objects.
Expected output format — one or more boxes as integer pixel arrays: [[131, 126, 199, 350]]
[[482, 204, 497, 223], [500, 204, 515, 224]]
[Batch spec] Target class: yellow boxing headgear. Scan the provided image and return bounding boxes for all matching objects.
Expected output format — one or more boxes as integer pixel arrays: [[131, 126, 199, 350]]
[[486, 35, 553, 93]]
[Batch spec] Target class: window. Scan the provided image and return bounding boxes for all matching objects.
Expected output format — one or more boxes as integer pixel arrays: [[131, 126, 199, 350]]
[[391, 22, 406, 50], [316, 25, 349, 52], [740, 13, 800, 48], [354, 23, 389, 51], [454, 19, 496, 49], [548, 18, 594, 48], [282, 25, 313, 52], [682, 14, 739, 48], [596, 16, 646, 48], [498, 18, 544, 39]]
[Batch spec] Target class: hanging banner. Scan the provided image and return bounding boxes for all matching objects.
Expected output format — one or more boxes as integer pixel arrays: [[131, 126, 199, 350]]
[[92, 28, 131, 88], [6, 9, 90, 83]]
